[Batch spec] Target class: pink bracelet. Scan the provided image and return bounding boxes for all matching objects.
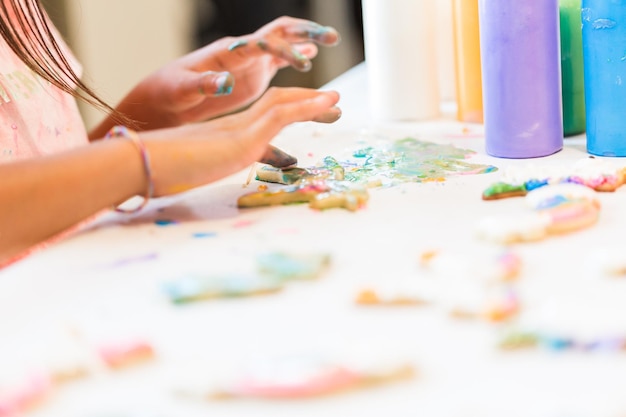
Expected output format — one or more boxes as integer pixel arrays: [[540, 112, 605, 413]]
[[105, 126, 154, 213]]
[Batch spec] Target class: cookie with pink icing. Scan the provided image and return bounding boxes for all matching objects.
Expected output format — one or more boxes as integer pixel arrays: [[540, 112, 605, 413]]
[[177, 355, 414, 400]]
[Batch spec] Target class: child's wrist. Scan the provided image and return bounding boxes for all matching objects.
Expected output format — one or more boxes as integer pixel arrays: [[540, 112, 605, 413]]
[[104, 126, 154, 213]]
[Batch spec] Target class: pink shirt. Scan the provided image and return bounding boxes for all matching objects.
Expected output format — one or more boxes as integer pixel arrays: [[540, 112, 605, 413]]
[[0, 29, 88, 161], [0, 20, 93, 268]]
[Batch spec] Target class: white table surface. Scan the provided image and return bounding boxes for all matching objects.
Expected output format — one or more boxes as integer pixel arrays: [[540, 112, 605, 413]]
[[3, 62, 626, 417]]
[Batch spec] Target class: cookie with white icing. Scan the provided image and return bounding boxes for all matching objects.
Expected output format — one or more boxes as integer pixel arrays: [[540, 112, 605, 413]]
[[477, 183, 601, 243]]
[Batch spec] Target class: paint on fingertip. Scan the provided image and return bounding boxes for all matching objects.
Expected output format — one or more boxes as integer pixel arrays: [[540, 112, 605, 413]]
[[290, 23, 340, 45], [228, 39, 249, 51], [214, 72, 234, 96], [256, 40, 270, 51], [293, 50, 312, 72], [313, 26, 341, 45]]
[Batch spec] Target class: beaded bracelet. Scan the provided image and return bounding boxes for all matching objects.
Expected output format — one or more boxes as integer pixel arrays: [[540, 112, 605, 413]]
[[105, 126, 154, 213]]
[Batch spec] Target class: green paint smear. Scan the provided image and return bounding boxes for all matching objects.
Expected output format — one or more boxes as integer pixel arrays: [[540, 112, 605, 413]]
[[340, 138, 497, 184]]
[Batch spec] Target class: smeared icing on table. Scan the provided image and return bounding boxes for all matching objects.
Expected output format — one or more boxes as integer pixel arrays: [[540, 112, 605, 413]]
[[240, 137, 497, 210]]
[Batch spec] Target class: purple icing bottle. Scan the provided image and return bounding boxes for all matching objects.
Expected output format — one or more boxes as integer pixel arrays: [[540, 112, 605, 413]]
[[478, 0, 564, 158]]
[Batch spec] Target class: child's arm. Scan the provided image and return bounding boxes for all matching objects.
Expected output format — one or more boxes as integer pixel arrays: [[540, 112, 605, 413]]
[[0, 87, 339, 264], [89, 17, 340, 139]]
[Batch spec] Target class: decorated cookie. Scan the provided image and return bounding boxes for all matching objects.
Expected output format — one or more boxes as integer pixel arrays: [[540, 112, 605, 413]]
[[355, 288, 430, 307], [256, 252, 331, 281], [0, 373, 52, 417], [482, 182, 528, 200], [98, 339, 155, 369], [524, 182, 600, 210], [475, 213, 552, 244], [179, 355, 415, 400], [498, 330, 626, 353], [238, 181, 369, 211], [41, 344, 94, 383], [162, 274, 284, 304], [483, 158, 626, 200], [446, 285, 520, 323], [420, 250, 522, 283], [255, 166, 311, 185], [477, 184, 601, 244], [163, 252, 332, 304]]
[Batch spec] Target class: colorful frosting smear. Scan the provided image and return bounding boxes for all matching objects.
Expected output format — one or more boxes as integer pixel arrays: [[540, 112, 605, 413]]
[[239, 137, 498, 211]]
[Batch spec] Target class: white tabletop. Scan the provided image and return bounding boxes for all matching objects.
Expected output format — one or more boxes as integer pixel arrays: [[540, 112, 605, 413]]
[[2, 62, 626, 417]]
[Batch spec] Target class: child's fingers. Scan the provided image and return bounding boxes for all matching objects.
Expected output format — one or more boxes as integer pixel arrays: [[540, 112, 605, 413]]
[[197, 71, 235, 96], [282, 21, 341, 46], [313, 106, 342, 123], [245, 87, 340, 122], [247, 89, 341, 140], [258, 145, 298, 168], [252, 106, 341, 150], [258, 17, 341, 46], [176, 70, 235, 105], [229, 37, 313, 72]]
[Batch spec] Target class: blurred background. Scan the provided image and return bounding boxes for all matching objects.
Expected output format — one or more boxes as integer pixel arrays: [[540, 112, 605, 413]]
[[39, 0, 365, 129]]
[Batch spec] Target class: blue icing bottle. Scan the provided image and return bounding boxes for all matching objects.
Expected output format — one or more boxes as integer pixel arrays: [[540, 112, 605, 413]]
[[582, 0, 626, 156]]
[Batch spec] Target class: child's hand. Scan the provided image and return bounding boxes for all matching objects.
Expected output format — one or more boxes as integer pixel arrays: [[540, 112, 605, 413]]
[[111, 17, 340, 131], [141, 87, 341, 196]]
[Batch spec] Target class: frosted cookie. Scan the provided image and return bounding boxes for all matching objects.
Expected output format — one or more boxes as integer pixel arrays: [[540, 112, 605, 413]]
[[255, 166, 310, 185], [444, 285, 521, 322], [40, 342, 94, 383], [256, 252, 331, 281], [477, 184, 601, 243], [498, 330, 626, 352], [355, 288, 429, 306], [238, 182, 369, 212], [420, 250, 522, 283], [0, 373, 52, 416], [309, 188, 369, 211], [415, 249, 522, 322], [525, 182, 599, 210], [476, 212, 552, 244], [543, 200, 600, 235], [179, 355, 414, 400], [528, 183, 600, 235], [482, 182, 528, 200], [162, 274, 284, 304], [255, 156, 345, 185], [98, 339, 155, 369], [482, 159, 626, 200], [498, 331, 541, 350]]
